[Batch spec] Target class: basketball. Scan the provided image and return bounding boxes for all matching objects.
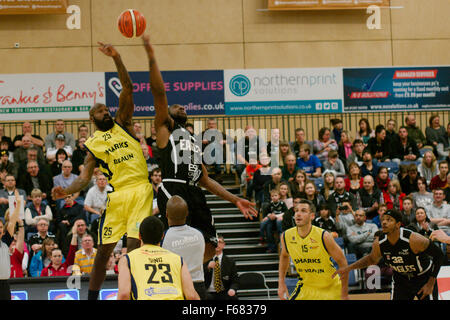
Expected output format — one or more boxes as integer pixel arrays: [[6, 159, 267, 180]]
[[117, 9, 146, 38]]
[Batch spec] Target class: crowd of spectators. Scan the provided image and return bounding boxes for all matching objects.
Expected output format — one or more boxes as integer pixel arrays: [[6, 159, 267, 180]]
[[0, 114, 449, 281]]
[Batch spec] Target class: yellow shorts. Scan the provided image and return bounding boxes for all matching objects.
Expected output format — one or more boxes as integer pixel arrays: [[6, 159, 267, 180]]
[[98, 182, 153, 245], [290, 281, 342, 300]]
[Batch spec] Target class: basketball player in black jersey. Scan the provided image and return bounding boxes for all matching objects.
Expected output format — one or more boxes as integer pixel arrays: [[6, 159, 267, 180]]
[[142, 34, 258, 261], [333, 210, 444, 300]]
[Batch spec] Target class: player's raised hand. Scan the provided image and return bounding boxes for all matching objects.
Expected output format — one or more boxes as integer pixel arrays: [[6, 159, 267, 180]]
[[141, 34, 154, 57], [51, 186, 67, 200], [236, 198, 258, 220], [98, 42, 119, 57]]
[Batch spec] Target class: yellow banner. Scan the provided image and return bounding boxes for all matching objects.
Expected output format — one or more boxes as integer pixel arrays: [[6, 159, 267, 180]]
[[268, 0, 390, 10], [0, 0, 68, 15]]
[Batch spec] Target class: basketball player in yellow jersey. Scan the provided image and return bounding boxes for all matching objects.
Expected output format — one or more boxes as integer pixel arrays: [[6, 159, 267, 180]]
[[51, 42, 153, 300], [278, 200, 349, 300], [117, 216, 199, 300]]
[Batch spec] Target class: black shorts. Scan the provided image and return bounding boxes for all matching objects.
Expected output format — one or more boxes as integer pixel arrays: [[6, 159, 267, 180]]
[[157, 182, 217, 245], [391, 272, 438, 300]]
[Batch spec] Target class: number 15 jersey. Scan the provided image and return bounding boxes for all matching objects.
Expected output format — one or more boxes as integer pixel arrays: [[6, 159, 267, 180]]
[[125, 244, 184, 300]]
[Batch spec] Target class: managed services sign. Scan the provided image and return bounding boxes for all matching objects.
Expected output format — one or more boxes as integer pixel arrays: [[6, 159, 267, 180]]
[[0, 72, 105, 120], [343, 66, 450, 112], [224, 68, 343, 115]]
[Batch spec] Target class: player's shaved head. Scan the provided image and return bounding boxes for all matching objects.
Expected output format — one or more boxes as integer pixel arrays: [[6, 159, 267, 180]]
[[166, 195, 189, 225]]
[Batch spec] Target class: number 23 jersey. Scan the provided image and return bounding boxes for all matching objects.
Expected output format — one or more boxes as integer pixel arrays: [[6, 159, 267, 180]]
[[125, 244, 184, 300]]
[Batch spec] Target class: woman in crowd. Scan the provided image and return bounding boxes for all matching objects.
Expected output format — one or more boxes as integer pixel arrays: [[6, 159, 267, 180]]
[[303, 181, 324, 216], [406, 207, 439, 239], [320, 170, 335, 202], [355, 118, 375, 146], [338, 130, 353, 171], [367, 124, 391, 162], [383, 179, 406, 211], [279, 141, 291, 167], [313, 127, 338, 164], [288, 169, 308, 198], [278, 182, 293, 209], [50, 149, 69, 177], [29, 237, 59, 277], [418, 150, 439, 186], [24, 188, 53, 235], [375, 166, 390, 194], [425, 114, 446, 151], [411, 177, 433, 209], [345, 162, 363, 195]]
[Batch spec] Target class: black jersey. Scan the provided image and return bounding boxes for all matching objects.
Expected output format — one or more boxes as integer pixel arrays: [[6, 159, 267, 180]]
[[159, 123, 203, 185], [378, 228, 433, 278]]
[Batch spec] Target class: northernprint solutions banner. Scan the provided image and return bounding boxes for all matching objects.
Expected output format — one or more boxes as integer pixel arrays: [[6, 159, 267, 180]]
[[343, 66, 450, 112]]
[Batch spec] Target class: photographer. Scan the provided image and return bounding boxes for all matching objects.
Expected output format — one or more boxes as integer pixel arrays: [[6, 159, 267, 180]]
[[327, 176, 357, 218]]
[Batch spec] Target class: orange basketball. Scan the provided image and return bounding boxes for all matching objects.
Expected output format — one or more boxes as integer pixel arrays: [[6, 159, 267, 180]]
[[117, 9, 146, 38]]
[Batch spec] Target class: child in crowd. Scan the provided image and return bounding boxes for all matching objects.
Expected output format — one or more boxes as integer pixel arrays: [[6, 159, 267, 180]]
[[259, 189, 288, 253]]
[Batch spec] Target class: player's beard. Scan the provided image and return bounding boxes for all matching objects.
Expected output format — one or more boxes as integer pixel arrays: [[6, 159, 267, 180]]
[[94, 115, 115, 131], [171, 113, 187, 126]]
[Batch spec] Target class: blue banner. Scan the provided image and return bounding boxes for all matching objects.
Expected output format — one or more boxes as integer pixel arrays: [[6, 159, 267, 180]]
[[225, 100, 342, 115], [105, 70, 225, 117], [343, 66, 450, 112]]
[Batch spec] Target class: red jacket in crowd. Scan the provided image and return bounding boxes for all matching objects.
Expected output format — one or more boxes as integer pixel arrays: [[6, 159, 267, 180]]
[[40, 244, 77, 277]]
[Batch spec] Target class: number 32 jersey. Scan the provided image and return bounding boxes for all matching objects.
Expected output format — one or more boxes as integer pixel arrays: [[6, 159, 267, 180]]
[[379, 228, 432, 278], [125, 244, 184, 300]]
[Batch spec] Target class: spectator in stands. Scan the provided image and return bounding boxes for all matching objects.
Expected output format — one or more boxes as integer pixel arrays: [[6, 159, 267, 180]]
[[76, 124, 89, 145], [330, 118, 343, 144], [281, 153, 298, 182], [390, 126, 420, 164], [84, 174, 111, 225], [141, 143, 157, 176], [13, 135, 46, 167], [405, 115, 427, 149], [28, 217, 56, 257], [400, 196, 416, 227], [296, 144, 322, 178], [385, 119, 398, 143], [383, 179, 405, 211], [150, 167, 162, 217], [244, 158, 261, 195], [290, 128, 312, 159], [430, 160, 448, 191], [337, 130, 353, 171], [235, 125, 266, 179], [55, 194, 85, 247], [260, 189, 287, 253], [17, 160, 53, 203], [313, 204, 338, 238], [334, 200, 355, 239], [13, 122, 44, 150], [400, 163, 420, 195], [288, 169, 308, 198], [425, 188, 450, 234], [406, 207, 439, 239], [355, 118, 374, 146], [375, 166, 390, 194], [436, 121, 450, 160], [29, 237, 57, 277], [367, 125, 391, 162], [313, 127, 338, 164], [323, 150, 346, 176], [46, 134, 73, 163], [0, 174, 26, 218], [204, 235, 239, 300], [44, 119, 76, 151], [71, 137, 87, 175], [372, 203, 387, 229], [202, 118, 227, 179], [17, 147, 49, 176], [279, 141, 291, 167], [267, 128, 281, 168], [303, 181, 324, 215], [0, 150, 18, 181], [411, 177, 433, 209], [426, 114, 446, 153], [145, 125, 157, 154], [346, 209, 378, 258], [346, 139, 365, 167], [40, 223, 78, 277], [445, 173, 450, 203], [74, 234, 97, 275], [0, 125, 13, 152], [360, 150, 379, 179], [61, 218, 96, 257], [356, 175, 382, 220], [24, 188, 53, 235], [328, 176, 357, 217], [278, 182, 293, 209], [50, 149, 69, 177], [250, 154, 272, 207], [320, 171, 335, 202], [262, 167, 284, 204], [418, 151, 439, 186], [344, 162, 363, 195], [161, 196, 206, 300], [281, 196, 302, 232], [53, 160, 81, 208]]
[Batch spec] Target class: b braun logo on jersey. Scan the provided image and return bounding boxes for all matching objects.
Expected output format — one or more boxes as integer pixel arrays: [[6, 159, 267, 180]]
[[145, 287, 179, 297]]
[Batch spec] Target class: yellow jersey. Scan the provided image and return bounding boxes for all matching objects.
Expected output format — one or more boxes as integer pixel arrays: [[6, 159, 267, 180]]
[[125, 244, 184, 300], [284, 225, 341, 290], [84, 122, 149, 190]]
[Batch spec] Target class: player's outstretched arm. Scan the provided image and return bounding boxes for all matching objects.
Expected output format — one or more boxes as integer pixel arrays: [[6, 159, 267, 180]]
[[98, 42, 135, 131], [277, 233, 290, 300], [52, 152, 96, 200], [323, 231, 349, 300], [181, 262, 200, 300], [142, 34, 172, 149], [430, 229, 450, 244], [198, 165, 257, 220], [117, 256, 131, 300]]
